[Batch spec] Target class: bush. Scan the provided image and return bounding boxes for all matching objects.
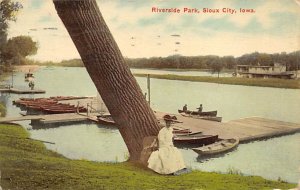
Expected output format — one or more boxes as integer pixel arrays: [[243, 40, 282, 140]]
[[0, 103, 7, 117]]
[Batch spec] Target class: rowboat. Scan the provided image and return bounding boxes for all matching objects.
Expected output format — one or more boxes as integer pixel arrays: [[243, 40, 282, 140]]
[[192, 138, 239, 155], [43, 109, 77, 114], [172, 128, 191, 134], [178, 109, 217, 117], [180, 113, 222, 122], [200, 116, 222, 122], [96, 115, 116, 125], [43, 107, 87, 114], [174, 131, 203, 137], [173, 135, 218, 145]]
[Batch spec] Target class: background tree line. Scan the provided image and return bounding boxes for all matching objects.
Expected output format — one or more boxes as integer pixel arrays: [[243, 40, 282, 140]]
[[0, 0, 37, 73], [126, 51, 300, 71], [34, 51, 299, 76]]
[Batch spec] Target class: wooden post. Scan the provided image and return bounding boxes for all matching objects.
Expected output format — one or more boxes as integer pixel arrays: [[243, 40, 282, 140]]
[[87, 103, 89, 116], [11, 70, 14, 88], [147, 74, 150, 105], [76, 101, 79, 114]]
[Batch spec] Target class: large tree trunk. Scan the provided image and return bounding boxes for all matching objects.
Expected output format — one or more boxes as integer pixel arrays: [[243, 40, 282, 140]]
[[53, 0, 161, 162]]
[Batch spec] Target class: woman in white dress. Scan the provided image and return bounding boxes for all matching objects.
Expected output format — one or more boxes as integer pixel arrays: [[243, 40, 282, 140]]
[[147, 117, 186, 174]]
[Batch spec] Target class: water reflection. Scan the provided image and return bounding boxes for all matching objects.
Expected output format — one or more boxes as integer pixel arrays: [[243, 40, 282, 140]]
[[30, 120, 94, 130], [131, 68, 233, 77], [181, 134, 300, 183], [195, 147, 240, 162], [30, 123, 128, 162]]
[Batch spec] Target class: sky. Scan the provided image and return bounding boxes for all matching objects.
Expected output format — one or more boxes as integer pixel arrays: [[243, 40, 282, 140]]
[[7, 0, 300, 62]]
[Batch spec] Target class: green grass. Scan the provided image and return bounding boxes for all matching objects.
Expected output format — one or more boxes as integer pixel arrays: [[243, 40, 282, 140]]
[[0, 103, 6, 117], [134, 73, 300, 89], [0, 124, 296, 190]]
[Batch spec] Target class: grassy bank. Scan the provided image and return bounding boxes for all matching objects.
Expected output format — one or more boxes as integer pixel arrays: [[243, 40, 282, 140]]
[[0, 124, 296, 190], [134, 73, 300, 89]]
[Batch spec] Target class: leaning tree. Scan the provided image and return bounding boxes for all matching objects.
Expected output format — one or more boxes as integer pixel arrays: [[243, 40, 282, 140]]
[[53, 0, 161, 162]]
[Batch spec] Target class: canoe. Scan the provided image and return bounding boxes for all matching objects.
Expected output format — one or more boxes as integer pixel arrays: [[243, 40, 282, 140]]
[[172, 128, 191, 134], [192, 138, 239, 155], [40, 104, 75, 110], [43, 109, 76, 114], [200, 116, 222, 122], [97, 115, 116, 125], [178, 109, 217, 117], [173, 135, 218, 145], [180, 113, 222, 122], [43, 108, 87, 114], [174, 131, 203, 137]]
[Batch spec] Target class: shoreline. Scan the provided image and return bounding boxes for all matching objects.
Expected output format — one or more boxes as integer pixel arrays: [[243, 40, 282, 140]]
[[134, 73, 300, 89], [0, 123, 296, 189]]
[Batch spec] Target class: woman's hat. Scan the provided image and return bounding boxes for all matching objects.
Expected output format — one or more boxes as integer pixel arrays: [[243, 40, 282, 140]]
[[163, 114, 177, 122]]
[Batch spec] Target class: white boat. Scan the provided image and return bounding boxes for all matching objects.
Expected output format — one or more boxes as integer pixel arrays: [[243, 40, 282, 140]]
[[192, 138, 239, 155], [180, 113, 222, 122]]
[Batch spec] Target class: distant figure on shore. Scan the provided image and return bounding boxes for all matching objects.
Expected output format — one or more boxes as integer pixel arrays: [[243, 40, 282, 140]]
[[197, 104, 203, 113], [147, 115, 186, 175], [182, 104, 187, 112], [28, 78, 35, 90]]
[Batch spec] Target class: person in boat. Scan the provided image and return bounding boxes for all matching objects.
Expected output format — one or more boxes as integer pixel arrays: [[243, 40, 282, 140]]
[[197, 104, 203, 113], [28, 78, 35, 90], [182, 104, 187, 113], [147, 115, 186, 175]]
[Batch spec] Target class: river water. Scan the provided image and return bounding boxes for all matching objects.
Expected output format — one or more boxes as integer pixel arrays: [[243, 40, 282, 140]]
[[1, 66, 299, 183]]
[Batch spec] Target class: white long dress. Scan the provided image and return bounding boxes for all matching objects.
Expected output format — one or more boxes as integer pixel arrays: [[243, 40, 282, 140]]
[[147, 127, 186, 174]]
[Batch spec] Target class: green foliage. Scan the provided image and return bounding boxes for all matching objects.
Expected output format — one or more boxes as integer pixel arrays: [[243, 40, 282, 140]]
[[25, 58, 84, 67], [0, 0, 22, 68], [210, 57, 223, 78], [0, 0, 22, 23], [0, 0, 23, 46], [1, 35, 38, 65], [0, 102, 6, 117], [58, 59, 84, 67], [0, 124, 295, 190], [24, 50, 299, 72], [227, 166, 243, 176], [125, 51, 300, 71]]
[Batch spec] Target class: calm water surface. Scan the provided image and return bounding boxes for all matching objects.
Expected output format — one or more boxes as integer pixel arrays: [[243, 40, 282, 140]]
[[131, 68, 233, 77], [1, 67, 299, 183]]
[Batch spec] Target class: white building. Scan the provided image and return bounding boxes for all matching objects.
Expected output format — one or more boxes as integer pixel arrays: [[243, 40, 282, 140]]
[[235, 63, 295, 79]]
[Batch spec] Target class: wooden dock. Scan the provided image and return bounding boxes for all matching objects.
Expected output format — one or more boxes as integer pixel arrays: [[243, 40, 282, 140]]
[[1, 108, 299, 143], [0, 113, 98, 125], [0, 88, 45, 94], [155, 112, 300, 143]]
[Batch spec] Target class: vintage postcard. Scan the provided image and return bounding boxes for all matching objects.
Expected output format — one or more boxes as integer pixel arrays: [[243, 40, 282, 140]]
[[0, 0, 299, 189]]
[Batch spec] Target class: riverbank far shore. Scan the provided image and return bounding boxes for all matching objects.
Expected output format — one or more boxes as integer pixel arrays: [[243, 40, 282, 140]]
[[0, 124, 295, 190], [134, 73, 300, 89]]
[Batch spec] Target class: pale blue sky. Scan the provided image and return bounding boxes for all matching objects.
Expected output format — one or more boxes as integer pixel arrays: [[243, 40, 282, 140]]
[[8, 0, 300, 61]]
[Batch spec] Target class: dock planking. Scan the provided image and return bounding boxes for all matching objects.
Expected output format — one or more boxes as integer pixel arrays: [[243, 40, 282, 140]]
[[155, 112, 300, 143], [1, 108, 299, 143], [0, 88, 45, 94], [0, 113, 98, 125]]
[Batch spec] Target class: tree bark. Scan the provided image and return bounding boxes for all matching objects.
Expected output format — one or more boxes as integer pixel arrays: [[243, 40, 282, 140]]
[[53, 0, 161, 162]]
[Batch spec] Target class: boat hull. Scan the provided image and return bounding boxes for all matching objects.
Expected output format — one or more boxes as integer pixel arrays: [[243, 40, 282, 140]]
[[181, 113, 222, 122], [192, 138, 239, 155], [178, 109, 217, 117], [173, 135, 218, 146]]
